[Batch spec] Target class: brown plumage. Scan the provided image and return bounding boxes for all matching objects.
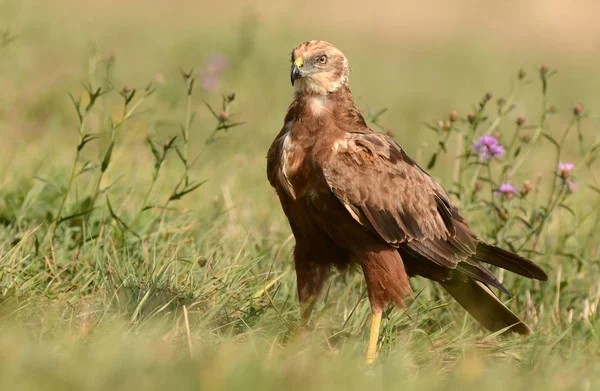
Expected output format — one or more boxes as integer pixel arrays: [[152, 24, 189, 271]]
[[267, 40, 548, 359]]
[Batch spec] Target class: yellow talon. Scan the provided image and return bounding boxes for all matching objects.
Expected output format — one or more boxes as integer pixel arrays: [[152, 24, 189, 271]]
[[366, 311, 382, 364]]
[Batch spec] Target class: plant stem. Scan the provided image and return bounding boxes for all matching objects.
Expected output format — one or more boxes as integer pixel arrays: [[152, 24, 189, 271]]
[[546, 118, 575, 210], [50, 117, 87, 239], [88, 95, 148, 212]]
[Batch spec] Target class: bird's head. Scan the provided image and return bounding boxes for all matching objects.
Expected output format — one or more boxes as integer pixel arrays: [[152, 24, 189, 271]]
[[290, 40, 350, 96]]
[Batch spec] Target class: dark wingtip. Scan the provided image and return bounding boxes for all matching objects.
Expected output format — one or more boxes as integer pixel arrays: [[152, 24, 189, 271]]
[[475, 243, 549, 281]]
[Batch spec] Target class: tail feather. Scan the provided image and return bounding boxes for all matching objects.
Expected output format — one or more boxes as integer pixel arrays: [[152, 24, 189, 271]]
[[441, 273, 532, 335], [473, 243, 548, 281]]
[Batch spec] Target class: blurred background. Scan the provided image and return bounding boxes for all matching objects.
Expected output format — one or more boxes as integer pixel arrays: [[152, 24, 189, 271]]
[[0, 2, 599, 389], [1, 0, 599, 226]]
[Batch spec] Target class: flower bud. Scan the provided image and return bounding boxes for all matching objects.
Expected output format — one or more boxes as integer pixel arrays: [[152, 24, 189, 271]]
[[449, 111, 458, 122], [181, 68, 193, 80], [521, 180, 533, 196], [516, 115, 526, 126]]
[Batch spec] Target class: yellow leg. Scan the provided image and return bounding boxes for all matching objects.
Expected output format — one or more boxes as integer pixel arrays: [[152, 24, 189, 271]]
[[366, 311, 382, 365]]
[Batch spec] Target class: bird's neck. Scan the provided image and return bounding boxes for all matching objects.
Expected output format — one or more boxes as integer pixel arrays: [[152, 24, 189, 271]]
[[295, 84, 352, 102], [293, 86, 368, 132]]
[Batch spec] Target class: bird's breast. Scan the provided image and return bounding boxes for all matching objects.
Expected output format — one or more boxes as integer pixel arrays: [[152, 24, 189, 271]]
[[278, 133, 333, 203]]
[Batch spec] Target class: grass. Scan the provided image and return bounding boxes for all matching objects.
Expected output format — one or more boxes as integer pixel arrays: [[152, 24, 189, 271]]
[[1, 1, 600, 390]]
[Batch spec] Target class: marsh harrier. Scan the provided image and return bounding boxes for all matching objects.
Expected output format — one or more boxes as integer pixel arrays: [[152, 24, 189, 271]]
[[267, 40, 548, 363]]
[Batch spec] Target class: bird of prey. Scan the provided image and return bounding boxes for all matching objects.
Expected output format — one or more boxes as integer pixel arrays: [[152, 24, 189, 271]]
[[266, 40, 548, 364]]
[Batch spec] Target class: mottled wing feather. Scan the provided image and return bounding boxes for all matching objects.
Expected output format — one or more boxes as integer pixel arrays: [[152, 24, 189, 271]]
[[323, 132, 477, 268]]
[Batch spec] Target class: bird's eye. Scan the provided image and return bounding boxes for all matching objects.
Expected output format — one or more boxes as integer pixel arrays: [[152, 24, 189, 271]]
[[318, 55, 327, 64]]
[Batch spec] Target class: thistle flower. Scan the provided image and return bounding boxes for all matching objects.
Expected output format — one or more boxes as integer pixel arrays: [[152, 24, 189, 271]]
[[200, 52, 229, 92], [558, 162, 574, 178], [202, 74, 220, 91], [472, 135, 505, 160], [495, 182, 517, 199]]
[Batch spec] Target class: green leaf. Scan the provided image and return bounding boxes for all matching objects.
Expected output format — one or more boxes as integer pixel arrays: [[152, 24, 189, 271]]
[[78, 134, 100, 151], [369, 107, 388, 123], [124, 89, 137, 106], [169, 180, 207, 201], [147, 138, 161, 161], [422, 121, 441, 134], [57, 208, 97, 224], [216, 121, 245, 131], [513, 146, 521, 157], [163, 136, 177, 152], [587, 184, 600, 195], [514, 216, 532, 229], [101, 141, 115, 172], [541, 132, 560, 148], [68, 93, 83, 124], [187, 77, 196, 95], [106, 197, 138, 237], [438, 141, 447, 153], [204, 101, 219, 119], [77, 161, 95, 176], [174, 146, 187, 165], [85, 86, 103, 113], [427, 153, 438, 169], [558, 203, 576, 218]]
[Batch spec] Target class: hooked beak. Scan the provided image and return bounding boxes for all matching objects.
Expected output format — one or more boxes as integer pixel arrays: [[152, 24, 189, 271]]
[[291, 57, 304, 86]]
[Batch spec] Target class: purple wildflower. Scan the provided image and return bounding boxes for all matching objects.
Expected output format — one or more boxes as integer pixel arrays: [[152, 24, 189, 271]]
[[472, 135, 505, 160], [495, 182, 518, 199], [200, 52, 229, 92], [205, 53, 229, 74], [201, 74, 220, 91], [567, 180, 578, 194], [558, 162, 575, 178]]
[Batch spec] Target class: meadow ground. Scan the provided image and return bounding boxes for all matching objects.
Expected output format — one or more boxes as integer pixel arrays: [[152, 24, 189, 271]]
[[0, 1, 599, 390]]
